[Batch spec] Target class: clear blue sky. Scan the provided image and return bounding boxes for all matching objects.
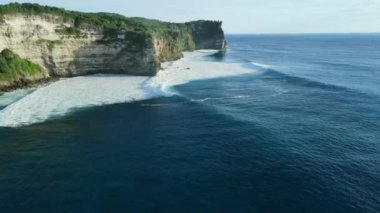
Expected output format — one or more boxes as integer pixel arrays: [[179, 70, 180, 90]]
[[1, 0, 380, 33]]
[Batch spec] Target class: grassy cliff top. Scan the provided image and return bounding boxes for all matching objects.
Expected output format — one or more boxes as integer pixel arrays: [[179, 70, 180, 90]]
[[0, 3, 222, 35]]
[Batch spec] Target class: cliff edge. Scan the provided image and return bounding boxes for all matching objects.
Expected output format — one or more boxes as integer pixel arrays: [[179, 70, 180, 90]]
[[0, 3, 226, 92]]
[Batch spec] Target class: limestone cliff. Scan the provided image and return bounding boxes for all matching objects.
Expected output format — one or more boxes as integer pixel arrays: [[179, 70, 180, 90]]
[[0, 3, 226, 92]]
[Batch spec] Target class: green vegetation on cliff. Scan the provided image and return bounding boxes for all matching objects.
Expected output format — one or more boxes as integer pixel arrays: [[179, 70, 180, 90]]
[[0, 49, 42, 82], [0, 3, 224, 54], [0, 3, 153, 36], [0, 3, 221, 33]]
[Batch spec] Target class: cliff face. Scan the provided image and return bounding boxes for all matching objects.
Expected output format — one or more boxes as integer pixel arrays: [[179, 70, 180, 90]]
[[189, 21, 226, 50], [0, 4, 226, 92]]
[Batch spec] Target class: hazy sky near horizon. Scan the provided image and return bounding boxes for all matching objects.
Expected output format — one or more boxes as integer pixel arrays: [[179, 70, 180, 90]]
[[1, 0, 380, 33]]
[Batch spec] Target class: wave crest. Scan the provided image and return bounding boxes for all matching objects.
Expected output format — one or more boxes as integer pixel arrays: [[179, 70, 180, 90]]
[[251, 62, 273, 69]]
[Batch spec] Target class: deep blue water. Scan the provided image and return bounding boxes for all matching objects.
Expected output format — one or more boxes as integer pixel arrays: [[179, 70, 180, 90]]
[[1, 34, 380, 212]]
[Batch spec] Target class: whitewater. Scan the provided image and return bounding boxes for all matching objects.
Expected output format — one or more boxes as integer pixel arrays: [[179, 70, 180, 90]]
[[0, 51, 252, 127]]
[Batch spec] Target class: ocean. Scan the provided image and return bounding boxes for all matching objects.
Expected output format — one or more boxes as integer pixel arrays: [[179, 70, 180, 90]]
[[0, 34, 379, 212]]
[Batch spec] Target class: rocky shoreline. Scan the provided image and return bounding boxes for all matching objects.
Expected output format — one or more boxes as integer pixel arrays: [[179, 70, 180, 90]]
[[0, 78, 57, 95]]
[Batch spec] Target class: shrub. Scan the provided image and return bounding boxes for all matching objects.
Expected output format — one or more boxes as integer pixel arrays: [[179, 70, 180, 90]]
[[0, 49, 42, 82]]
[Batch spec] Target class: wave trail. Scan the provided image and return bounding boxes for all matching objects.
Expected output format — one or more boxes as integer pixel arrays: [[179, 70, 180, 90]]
[[262, 69, 355, 92]]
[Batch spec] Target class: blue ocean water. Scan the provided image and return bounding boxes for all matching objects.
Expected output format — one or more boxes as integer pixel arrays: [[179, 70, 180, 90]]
[[1, 34, 380, 212]]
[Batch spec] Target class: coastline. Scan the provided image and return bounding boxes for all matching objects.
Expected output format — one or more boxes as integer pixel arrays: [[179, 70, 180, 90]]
[[0, 50, 221, 96], [0, 4, 226, 91], [0, 50, 252, 127]]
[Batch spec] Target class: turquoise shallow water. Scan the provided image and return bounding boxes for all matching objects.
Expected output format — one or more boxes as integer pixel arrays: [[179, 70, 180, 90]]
[[0, 34, 380, 212]]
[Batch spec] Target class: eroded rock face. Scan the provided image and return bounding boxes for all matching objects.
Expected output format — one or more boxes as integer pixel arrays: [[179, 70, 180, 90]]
[[0, 14, 226, 91], [0, 15, 158, 77], [189, 21, 226, 50]]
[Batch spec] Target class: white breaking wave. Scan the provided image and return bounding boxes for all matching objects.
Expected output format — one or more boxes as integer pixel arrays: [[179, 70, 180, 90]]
[[191, 95, 251, 103], [149, 52, 251, 89], [251, 62, 272, 69], [0, 51, 252, 127], [0, 75, 151, 127]]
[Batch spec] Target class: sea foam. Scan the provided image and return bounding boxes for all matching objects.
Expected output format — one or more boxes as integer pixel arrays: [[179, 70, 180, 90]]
[[0, 89, 34, 108], [0, 51, 252, 127]]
